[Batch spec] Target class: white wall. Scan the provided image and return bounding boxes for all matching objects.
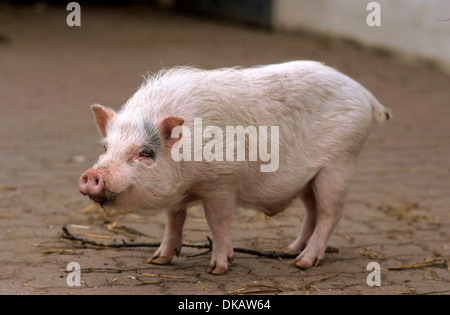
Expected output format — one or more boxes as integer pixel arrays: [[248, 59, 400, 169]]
[[273, 0, 450, 72]]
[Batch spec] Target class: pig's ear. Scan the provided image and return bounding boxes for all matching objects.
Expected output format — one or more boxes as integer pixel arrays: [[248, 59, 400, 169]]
[[90, 104, 116, 137], [158, 116, 185, 147]]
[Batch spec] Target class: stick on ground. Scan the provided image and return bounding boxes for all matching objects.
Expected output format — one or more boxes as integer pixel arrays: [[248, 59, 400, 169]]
[[61, 224, 338, 259]]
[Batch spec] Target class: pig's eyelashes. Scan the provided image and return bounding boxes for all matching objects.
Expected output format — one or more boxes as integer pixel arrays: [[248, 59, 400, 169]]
[[139, 150, 156, 160]]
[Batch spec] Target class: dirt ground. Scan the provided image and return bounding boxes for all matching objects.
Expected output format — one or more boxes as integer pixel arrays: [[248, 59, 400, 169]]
[[0, 4, 449, 295]]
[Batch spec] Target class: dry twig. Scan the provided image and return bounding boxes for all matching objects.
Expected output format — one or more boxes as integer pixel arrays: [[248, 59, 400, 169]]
[[128, 276, 164, 286], [142, 273, 185, 279], [61, 224, 338, 259], [388, 257, 447, 271], [198, 281, 210, 292], [0, 185, 17, 191], [228, 284, 283, 295]]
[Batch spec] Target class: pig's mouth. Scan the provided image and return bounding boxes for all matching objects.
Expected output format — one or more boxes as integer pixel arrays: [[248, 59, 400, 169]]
[[87, 187, 118, 206]]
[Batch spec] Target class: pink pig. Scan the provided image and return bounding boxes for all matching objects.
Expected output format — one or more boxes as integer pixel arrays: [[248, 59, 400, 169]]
[[78, 61, 390, 274]]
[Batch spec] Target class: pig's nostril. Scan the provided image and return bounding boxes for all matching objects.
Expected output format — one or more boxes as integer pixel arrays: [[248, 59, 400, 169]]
[[82, 175, 89, 184]]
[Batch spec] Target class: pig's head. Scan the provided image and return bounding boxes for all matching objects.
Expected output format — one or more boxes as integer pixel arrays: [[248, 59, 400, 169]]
[[78, 104, 185, 210]]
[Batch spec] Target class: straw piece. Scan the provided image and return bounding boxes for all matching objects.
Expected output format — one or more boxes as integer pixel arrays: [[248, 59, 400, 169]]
[[79, 233, 112, 239], [198, 281, 210, 292], [81, 204, 96, 214], [142, 273, 185, 279], [388, 257, 446, 271], [228, 284, 283, 295], [0, 185, 17, 191]]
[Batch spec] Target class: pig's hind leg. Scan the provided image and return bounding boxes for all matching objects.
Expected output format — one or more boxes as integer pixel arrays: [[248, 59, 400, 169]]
[[292, 161, 355, 269], [148, 208, 187, 265], [283, 182, 317, 254]]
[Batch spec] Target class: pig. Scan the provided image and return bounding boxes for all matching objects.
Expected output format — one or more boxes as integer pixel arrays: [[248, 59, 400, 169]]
[[78, 61, 391, 275]]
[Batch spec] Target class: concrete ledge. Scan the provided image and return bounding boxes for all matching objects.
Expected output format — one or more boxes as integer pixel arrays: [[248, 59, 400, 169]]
[[163, 0, 450, 73], [273, 0, 450, 72], [173, 0, 273, 27]]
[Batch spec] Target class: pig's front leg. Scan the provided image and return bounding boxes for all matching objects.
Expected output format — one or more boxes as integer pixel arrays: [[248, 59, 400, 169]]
[[148, 208, 187, 265], [202, 191, 235, 275]]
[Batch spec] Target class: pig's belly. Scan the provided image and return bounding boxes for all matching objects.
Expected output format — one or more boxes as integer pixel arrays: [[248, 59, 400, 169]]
[[237, 166, 318, 216]]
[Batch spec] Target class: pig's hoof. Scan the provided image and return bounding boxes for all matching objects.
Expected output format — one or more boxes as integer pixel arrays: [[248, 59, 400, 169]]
[[207, 264, 228, 275], [207, 254, 234, 275], [147, 255, 172, 265], [292, 253, 323, 270], [147, 245, 181, 265], [292, 258, 314, 270]]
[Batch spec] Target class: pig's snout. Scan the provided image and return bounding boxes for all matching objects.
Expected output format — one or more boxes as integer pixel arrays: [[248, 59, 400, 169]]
[[78, 169, 104, 197]]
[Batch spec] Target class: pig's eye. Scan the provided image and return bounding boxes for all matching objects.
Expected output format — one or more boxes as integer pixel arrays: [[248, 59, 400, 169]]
[[139, 149, 155, 160]]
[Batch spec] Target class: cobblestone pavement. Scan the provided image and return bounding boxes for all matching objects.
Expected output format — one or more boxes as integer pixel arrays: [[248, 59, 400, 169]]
[[0, 4, 449, 295]]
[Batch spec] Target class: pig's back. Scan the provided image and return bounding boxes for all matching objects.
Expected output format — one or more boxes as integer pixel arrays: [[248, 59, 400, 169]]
[[129, 61, 373, 129]]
